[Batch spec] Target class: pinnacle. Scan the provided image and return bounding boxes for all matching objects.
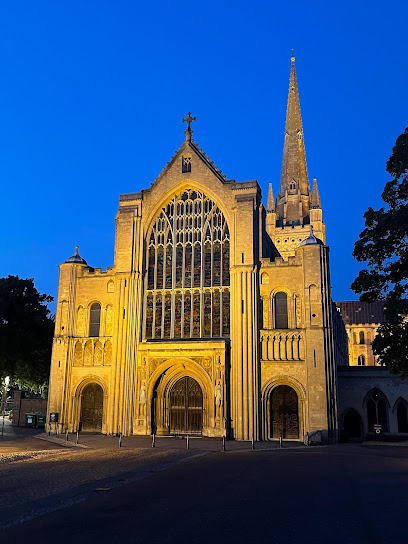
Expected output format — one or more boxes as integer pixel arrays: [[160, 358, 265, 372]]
[[311, 177, 321, 208], [267, 183, 275, 212]]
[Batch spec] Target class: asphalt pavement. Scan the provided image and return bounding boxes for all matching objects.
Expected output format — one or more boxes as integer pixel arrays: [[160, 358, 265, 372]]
[[2, 442, 408, 544]]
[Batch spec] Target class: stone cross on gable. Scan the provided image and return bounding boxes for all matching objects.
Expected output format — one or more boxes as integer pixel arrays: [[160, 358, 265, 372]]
[[182, 112, 196, 141]]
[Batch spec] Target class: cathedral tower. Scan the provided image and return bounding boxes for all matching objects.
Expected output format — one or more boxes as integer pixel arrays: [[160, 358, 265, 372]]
[[266, 56, 325, 258]]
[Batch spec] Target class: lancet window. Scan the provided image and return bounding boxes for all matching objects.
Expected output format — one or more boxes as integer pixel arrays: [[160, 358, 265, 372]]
[[144, 188, 230, 339]]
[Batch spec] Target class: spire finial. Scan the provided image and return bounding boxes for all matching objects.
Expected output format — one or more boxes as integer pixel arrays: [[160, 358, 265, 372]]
[[291, 48, 295, 63], [182, 112, 197, 142], [75, 245, 79, 255]]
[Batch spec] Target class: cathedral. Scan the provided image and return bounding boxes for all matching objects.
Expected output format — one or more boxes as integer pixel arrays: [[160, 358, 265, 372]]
[[48, 57, 365, 443]]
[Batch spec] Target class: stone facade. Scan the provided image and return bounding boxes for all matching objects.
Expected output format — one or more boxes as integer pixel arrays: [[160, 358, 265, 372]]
[[49, 58, 408, 444]]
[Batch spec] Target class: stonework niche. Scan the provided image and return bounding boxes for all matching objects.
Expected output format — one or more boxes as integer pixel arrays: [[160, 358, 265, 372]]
[[144, 189, 230, 339]]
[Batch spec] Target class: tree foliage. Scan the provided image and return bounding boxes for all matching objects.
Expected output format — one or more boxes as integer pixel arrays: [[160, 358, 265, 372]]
[[351, 125, 408, 376], [0, 276, 54, 395]]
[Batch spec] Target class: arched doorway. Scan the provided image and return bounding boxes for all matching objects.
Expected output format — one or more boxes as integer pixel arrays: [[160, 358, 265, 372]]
[[80, 383, 104, 431], [397, 402, 408, 433], [343, 409, 363, 439], [169, 377, 203, 435], [270, 385, 299, 439]]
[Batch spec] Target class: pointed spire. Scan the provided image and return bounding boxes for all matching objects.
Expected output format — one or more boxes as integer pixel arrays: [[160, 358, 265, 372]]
[[311, 177, 321, 208], [267, 182, 274, 212], [276, 56, 311, 225]]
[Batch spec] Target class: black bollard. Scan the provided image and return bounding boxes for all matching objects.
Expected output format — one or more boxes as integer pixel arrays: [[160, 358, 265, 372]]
[[119, 433, 122, 448], [66, 429, 69, 441], [251, 437, 255, 450], [186, 435, 190, 450], [152, 434, 155, 448], [279, 434, 283, 448], [76, 430, 79, 445], [48, 423, 51, 436], [222, 436, 226, 451], [56, 423, 59, 437]]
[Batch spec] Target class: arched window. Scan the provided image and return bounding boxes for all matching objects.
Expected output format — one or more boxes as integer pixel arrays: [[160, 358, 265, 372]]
[[144, 189, 230, 339], [359, 331, 365, 344], [358, 355, 365, 366], [366, 389, 389, 432], [397, 401, 408, 433], [89, 303, 101, 337], [275, 292, 288, 329]]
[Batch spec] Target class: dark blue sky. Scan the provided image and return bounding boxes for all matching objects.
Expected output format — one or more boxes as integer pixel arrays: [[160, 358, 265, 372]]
[[0, 1, 407, 311]]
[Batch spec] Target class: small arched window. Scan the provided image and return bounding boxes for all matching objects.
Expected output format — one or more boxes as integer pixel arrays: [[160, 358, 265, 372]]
[[289, 181, 296, 191], [359, 331, 365, 344], [358, 355, 365, 366], [261, 273, 269, 285], [275, 292, 288, 329], [89, 303, 101, 337]]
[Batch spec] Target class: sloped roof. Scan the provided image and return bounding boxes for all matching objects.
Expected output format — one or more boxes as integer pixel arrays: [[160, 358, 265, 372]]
[[336, 301, 385, 325]]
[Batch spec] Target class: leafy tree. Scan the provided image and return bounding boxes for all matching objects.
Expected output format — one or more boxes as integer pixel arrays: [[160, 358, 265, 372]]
[[351, 125, 408, 376], [0, 276, 54, 396]]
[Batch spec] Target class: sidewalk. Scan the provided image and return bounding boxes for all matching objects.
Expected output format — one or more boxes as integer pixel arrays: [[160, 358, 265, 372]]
[[36, 429, 305, 452]]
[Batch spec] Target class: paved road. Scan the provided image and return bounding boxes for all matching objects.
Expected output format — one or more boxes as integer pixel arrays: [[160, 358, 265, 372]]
[[2, 443, 407, 544]]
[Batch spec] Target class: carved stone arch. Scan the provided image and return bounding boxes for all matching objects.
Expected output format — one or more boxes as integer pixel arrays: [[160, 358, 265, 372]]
[[363, 388, 390, 408], [271, 288, 291, 329], [105, 304, 114, 336], [144, 180, 233, 232], [107, 280, 114, 293], [262, 376, 306, 441], [149, 358, 212, 436], [75, 305, 85, 336], [72, 375, 109, 433]]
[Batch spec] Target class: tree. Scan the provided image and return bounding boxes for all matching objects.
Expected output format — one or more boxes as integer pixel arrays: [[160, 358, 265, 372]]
[[0, 276, 54, 395], [351, 125, 408, 376]]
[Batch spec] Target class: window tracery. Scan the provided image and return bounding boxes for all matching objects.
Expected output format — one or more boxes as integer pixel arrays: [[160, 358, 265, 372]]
[[144, 189, 230, 339]]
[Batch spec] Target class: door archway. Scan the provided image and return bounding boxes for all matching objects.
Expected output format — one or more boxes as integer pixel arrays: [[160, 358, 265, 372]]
[[270, 385, 299, 439], [169, 377, 203, 435], [80, 383, 104, 431], [343, 409, 363, 439]]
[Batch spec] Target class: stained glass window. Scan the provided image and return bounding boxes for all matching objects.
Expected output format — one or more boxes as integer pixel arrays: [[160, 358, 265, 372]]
[[145, 189, 230, 339]]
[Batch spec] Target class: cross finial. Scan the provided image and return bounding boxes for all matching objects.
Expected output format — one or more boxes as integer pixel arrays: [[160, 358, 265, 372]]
[[182, 112, 196, 141]]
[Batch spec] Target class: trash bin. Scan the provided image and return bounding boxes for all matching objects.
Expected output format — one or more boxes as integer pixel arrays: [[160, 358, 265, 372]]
[[36, 414, 46, 428], [25, 413, 37, 427]]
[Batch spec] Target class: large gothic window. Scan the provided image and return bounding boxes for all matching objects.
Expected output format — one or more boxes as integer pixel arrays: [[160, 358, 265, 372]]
[[144, 189, 230, 339]]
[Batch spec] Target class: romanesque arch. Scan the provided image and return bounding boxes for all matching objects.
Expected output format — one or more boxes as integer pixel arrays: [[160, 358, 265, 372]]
[[72, 377, 108, 433], [262, 377, 306, 440]]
